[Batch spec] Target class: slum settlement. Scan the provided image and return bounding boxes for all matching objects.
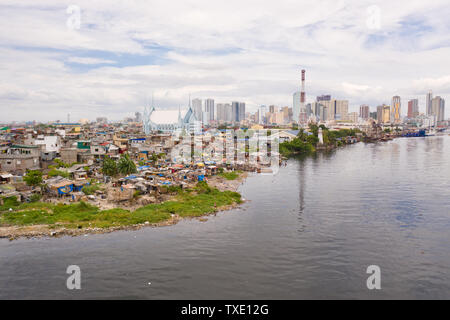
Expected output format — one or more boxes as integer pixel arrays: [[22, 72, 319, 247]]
[[0, 122, 277, 239]]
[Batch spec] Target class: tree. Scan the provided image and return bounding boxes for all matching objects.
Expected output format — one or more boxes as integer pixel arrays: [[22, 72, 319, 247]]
[[118, 153, 137, 175], [24, 170, 43, 187], [102, 156, 118, 177]]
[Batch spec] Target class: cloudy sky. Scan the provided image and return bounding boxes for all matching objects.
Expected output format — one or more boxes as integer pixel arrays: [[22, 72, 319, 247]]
[[1, 0, 449, 122]]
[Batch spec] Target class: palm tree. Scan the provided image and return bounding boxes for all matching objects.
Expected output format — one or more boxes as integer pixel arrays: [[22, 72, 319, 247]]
[[102, 156, 118, 177], [118, 153, 137, 175]]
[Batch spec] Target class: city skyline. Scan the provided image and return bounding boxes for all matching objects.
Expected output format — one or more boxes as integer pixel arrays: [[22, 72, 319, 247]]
[[1, 0, 450, 122]]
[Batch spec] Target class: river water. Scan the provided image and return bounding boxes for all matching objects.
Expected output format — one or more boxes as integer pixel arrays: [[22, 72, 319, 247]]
[[1, 136, 449, 299]]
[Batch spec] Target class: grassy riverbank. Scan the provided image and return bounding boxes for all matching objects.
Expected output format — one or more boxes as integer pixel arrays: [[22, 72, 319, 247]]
[[0, 182, 242, 231], [279, 125, 361, 157]]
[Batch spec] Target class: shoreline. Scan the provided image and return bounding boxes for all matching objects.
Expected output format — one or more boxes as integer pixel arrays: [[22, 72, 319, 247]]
[[0, 173, 248, 241]]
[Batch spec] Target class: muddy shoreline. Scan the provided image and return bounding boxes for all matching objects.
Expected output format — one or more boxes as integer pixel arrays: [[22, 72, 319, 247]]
[[0, 173, 248, 241]]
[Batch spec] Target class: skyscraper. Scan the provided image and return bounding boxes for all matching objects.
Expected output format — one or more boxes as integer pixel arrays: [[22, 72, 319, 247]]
[[377, 105, 383, 124], [293, 92, 300, 124], [204, 99, 214, 121], [426, 91, 433, 116], [334, 100, 349, 121], [238, 102, 245, 122], [259, 105, 267, 124], [391, 96, 401, 124], [317, 95, 331, 102], [359, 105, 370, 120], [407, 99, 419, 119], [431, 96, 445, 123], [192, 98, 202, 122], [383, 105, 391, 124], [377, 106, 383, 124]]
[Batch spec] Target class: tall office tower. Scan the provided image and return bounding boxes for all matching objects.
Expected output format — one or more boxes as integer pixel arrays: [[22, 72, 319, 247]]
[[293, 92, 300, 124], [370, 112, 377, 120], [192, 98, 203, 122], [335, 100, 349, 121], [269, 105, 276, 114], [259, 105, 267, 124], [317, 95, 331, 102], [216, 103, 225, 121], [238, 102, 246, 122], [359, 105, 370, 119], [321, 106, 328, 121], [225, 103, 232, 122], [391, 96, 401, 123], [383, 105, 391, 124], [306, 104, 312, 118], [432, 96, 446, 122], [426, 91, 433, 116], [407, 99, 419, 118], [377, 105, 384, 123], [440, 98, 446, 122], [281, 106, 290, 123], [204, 99, 215, 121], [231, 102, 240, 122]]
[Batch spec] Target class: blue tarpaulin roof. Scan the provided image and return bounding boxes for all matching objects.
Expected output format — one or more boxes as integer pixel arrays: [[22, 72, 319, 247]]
[[124, 175, 137, 180]]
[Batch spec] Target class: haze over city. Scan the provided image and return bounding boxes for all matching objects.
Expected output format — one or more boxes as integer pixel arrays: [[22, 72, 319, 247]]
[[1, 0, 450, 122]]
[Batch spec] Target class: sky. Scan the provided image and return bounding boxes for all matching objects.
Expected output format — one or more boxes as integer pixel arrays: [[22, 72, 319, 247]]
[[0, 0, 449, 122]]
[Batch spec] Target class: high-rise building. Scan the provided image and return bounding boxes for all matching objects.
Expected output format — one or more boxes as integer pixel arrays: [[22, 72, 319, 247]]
[[426, 91, 433, 116], [377, 105, 383, 124], [370, 111, 377, 120], [225, 103, 232, 122], [293, 92, 300, 124], [259, 105, 267, 124], [192, 98, 202, 122], [205, 99, 214, 121], [431, 96, 445, 122], [391, 96, 401, 124], [269, 105, 276, 114], [230, 101, 245, 122], [359, 105, 370, 120], [383, 105, 391, 124], [407, 99, 419, 119], [216, 103, 225, 121], [335, 100, 349, 121], [317, 95, 331, 102], [239, 102, 245, 122]]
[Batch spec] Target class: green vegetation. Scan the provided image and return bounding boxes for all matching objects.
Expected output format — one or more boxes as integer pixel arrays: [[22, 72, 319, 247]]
[[23, 170, 43, 187], [118, 153, 137, 175], [81, 183, 101, 195], [54, 159, 78, 168], [48, 168, 70, 178], [29, 194, 42, 203], [0, 183, 241, 229], [280, 124, 361, 157], [102, 156, 118, 176], [218, 170, 241, 180], [279, 128, 315, 157]]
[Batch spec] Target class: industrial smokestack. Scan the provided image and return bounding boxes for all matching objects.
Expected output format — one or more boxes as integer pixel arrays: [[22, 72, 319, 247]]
[[299, 69, 307, 125]]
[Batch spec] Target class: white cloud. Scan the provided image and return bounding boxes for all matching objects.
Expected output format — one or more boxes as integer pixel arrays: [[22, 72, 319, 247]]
[[0, 0, 449, 122], [67, 57, 116, 65]]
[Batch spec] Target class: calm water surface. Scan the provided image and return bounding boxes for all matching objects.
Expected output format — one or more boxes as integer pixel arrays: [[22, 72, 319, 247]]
[[0, 136, 449, 299]]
